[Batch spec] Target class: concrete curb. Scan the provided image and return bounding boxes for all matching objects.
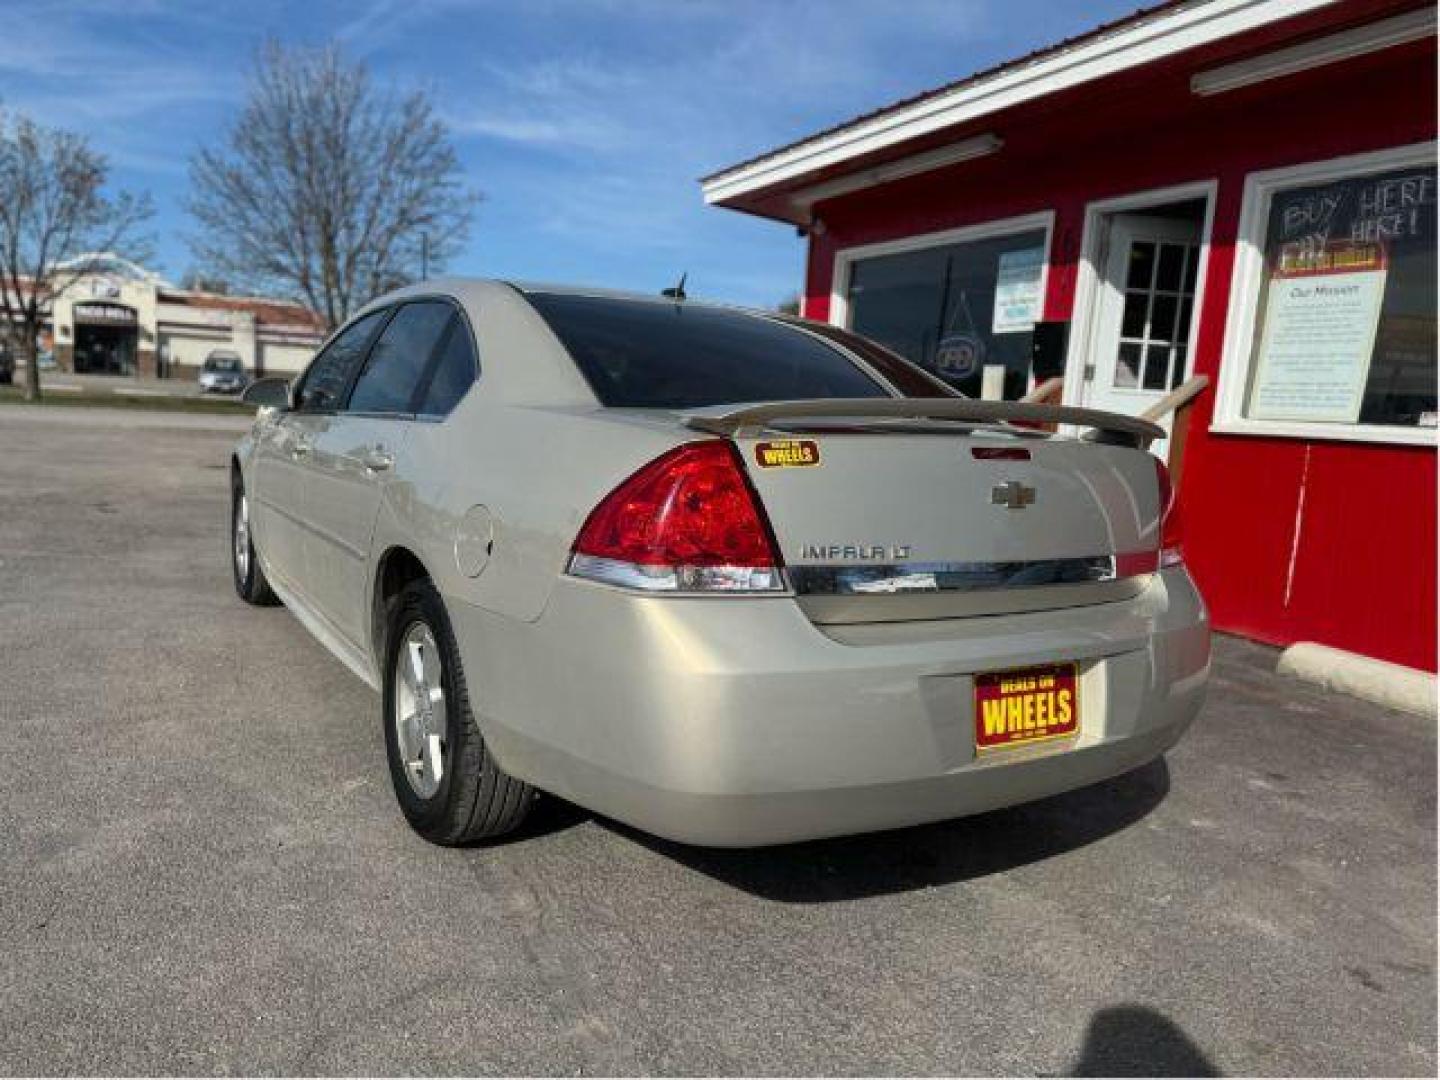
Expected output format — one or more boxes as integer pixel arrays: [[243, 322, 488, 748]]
[[1277, 642, 1436, 717]]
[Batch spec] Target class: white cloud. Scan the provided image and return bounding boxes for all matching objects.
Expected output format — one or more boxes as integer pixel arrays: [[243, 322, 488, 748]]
[[450, 113, 608, 149]]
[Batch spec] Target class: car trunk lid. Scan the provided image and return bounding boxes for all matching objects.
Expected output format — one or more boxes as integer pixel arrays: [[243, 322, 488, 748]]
[[683, 402, 1165, 625]]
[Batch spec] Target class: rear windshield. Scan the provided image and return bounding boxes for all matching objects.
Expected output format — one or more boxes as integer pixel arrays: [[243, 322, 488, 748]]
[[525, 292, 891, 408], [770, 315, 957, 399], [205, 355, 241, 371]]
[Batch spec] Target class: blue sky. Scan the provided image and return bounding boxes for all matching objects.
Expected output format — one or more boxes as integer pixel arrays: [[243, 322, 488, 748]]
[[1, 0, 1141, 308]]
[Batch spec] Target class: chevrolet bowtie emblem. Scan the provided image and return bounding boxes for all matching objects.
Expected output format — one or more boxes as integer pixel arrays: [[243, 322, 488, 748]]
[[990, 480, 1036, 510]]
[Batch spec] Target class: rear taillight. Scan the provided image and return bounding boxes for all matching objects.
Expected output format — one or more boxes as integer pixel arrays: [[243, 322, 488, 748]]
[[567, 441, 784, 592], [1154, 457, 1183, 568]]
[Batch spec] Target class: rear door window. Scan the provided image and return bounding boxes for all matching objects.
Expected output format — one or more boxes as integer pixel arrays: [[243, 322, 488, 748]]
[[294, 309, 387, 412], [346, 301, 453, 415], [524, 292, 889, 408], [416, 314, 479, 417]]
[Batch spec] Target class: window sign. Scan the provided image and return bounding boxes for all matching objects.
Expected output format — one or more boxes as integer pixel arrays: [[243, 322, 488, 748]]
[[73, 302, 137, 325], [1243, 163, 1436, 428], [845, 226, 1048, 399], [934, 333, 985, 380], [1249, 243, 1387, 421], [991, 247, 1045, 334]]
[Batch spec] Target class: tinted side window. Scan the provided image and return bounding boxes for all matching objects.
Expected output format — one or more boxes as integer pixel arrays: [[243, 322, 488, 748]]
[[295, 310, 387, 412], [525, 293, 888, 409], [347, 301, 453, 414], [417, 315, 478, 416]]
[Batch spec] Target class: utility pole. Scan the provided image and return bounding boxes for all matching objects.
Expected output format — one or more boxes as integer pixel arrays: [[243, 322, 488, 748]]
[[421, 233, 430, 281]]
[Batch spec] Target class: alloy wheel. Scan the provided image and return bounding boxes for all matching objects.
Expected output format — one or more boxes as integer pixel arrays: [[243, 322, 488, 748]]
[[393, 621, 448, 798], [234, 491, 251, 582]]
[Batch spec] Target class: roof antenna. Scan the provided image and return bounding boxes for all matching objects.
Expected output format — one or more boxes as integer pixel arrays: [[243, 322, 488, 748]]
[[661, 271, 687, 301]]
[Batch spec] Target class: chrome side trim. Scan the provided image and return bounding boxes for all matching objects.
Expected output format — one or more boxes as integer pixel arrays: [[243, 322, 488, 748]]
[[789, 553, 1160, 625], [789, 553, 1157, 596], [796, 578, 1152, 625]]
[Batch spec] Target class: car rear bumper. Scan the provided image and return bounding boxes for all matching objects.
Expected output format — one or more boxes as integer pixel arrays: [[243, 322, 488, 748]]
[[452, 567, 1209, 847]]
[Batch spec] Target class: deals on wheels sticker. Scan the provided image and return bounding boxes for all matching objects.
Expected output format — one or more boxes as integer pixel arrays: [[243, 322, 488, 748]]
[[754, 439, 821, 469], [974, 663, 1079, 752]]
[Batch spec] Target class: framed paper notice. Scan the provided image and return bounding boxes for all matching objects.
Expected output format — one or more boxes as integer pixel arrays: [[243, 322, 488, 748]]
[[991, 247, 1044, 334], [1248, 243, 1388, 423]]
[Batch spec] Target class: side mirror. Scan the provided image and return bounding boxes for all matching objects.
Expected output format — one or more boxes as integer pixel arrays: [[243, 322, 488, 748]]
[[241, 376, 292, 410]]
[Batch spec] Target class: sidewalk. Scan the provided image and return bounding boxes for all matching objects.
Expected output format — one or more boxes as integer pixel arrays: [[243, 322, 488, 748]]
[[37, 371, 209, 399]]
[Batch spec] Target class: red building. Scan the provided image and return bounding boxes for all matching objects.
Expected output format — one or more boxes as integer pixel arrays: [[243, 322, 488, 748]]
[[704, 0, 1437, 672]]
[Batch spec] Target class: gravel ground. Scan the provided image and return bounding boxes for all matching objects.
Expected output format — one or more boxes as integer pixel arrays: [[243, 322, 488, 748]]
[[0, 407, 1434, 1076]]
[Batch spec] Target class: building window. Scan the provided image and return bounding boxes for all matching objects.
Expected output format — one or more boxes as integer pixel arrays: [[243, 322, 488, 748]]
[[1216, 144, 1437, 445], [835, 214, 1051, 399]]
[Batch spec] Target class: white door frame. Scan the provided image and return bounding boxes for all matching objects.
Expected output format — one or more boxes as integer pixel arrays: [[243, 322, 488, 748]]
[[1061, 180, 1218, 413]]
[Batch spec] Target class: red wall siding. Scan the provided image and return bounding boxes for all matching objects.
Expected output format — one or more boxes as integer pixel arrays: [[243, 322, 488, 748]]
[[801, 26, 1437, 670]]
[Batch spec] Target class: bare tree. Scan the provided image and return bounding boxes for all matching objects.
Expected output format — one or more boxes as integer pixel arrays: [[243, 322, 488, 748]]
[[188, 41, 476, 329], [0, 109, 152, 401]]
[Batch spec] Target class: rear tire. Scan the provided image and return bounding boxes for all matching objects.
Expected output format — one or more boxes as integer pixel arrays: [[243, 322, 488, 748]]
[[231, 471, 279, 606], [383, 578, 534, 845]]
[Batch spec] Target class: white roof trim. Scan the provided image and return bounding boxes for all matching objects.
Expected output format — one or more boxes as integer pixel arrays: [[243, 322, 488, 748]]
[[1192, 5, 1434, 94], [702, 0, 1340, 206]]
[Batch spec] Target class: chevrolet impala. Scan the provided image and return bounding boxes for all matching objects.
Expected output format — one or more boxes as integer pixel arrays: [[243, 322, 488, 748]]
[[231, 280, 1209, 847]]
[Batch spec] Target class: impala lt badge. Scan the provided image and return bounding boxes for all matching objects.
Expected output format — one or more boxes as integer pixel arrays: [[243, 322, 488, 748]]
[[798, 543, 913, 561], [991, 480, 1036, 510]]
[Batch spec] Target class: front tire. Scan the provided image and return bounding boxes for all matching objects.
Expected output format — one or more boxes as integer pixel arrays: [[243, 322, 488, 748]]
[[231, 471, 278, 606], [383, 579, 534, 845]]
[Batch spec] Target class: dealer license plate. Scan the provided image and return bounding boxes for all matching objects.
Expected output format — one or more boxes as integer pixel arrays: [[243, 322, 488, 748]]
[[974, 663, 1079, 752]]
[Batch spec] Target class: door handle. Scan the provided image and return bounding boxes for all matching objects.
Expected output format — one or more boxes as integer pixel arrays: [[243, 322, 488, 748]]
[[361, 448, 394, 473]]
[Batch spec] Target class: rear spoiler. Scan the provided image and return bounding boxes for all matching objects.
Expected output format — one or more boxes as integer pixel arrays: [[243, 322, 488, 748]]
[[682, 398, 1165, 447]]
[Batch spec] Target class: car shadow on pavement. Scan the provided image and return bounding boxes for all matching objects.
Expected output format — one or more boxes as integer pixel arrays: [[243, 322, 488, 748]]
[[612, 756, 1170, 902], [1068, 1004, 1221, 1076]]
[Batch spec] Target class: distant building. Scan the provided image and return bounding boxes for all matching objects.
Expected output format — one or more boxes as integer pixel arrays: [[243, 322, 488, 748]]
[[41, 255, 325, 379]]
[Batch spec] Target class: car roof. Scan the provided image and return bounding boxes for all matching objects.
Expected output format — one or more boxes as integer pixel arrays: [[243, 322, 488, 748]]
[[355, 275, 779, 321], [341, 276, 858, 411], [507, 280, 771, 317]]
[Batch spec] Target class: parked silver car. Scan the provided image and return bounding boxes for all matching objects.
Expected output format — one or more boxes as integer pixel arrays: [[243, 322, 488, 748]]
[[232, 280, 1208, 847], [198, 350, 249, 393]]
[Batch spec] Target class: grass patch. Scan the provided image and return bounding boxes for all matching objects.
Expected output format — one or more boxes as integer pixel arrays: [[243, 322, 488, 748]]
[[0, 385, 253, 415]]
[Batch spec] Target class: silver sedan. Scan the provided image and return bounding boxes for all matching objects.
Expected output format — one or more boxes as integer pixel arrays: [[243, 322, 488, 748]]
[[232, 280, 1209, 847]]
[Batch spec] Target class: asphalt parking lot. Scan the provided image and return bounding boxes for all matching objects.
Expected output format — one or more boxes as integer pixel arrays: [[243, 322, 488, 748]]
[[0, 406, 1434, 1076]]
